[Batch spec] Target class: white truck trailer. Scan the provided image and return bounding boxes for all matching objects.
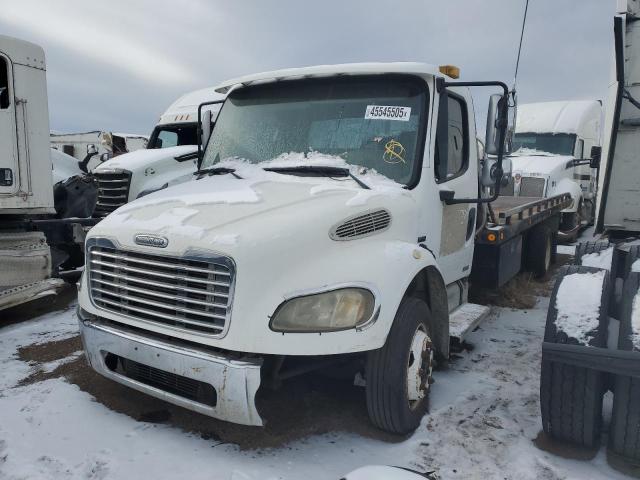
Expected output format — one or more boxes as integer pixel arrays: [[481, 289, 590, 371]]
[[539, 0, 640, 466], [0, 35, 70, 309], [77, 62, 571, 433], [50, 130, 148, 171], [505, 100, 602, 239], [91, 88, 224, 217]]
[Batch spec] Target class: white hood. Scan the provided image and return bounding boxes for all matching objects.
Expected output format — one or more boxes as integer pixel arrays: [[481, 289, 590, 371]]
[[51, 148, 83, 184], [509, 153, 572, 177], [95, 145, 197, 172]]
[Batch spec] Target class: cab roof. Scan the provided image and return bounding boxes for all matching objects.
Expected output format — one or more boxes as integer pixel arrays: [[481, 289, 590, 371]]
[[0, 35, 46, 70], [214, 62, 442, 94], [159, 87, 227, 125]]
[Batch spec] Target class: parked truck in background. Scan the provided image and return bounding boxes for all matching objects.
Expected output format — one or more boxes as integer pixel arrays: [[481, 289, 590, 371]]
[[91, 88, 224, 217], [0, 35, 96, 309], [504, 100, 602, 240], [50, 130, 148, 172], [539, 0, 640, 466]]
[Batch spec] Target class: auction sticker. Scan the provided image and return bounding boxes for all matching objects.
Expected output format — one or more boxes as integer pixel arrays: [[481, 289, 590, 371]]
[[365, 105, 411, 121]]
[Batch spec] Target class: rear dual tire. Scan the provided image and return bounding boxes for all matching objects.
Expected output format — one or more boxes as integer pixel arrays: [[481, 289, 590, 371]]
[[540, 265, 611, 448]]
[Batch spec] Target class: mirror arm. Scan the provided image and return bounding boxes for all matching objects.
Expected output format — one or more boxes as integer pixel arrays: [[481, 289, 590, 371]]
[[197, 99, 226, 169], [440, 80, 510, 205]]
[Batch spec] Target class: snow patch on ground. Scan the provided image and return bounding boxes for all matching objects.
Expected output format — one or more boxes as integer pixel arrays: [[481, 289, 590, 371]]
[[0, 294, 629, 479], [632, 259, 640, 273], [580, 247, 614, 270], [556, 244, 576, 255], [555, 271, 606, 345]]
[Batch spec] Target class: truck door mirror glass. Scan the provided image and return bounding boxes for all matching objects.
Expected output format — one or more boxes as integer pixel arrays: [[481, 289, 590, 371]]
[[485, 94, 504, 156], [87, 144, 98, 155], [590, 145, 602, 169]]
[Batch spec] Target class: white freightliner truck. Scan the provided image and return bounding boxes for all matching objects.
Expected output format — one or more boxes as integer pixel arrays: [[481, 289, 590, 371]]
[[506, 100, 603, 239], [0, 35, 96, 309], [77, 62, 572, 433], [539, 0, 640, 465], [91, 88, 224, 217]]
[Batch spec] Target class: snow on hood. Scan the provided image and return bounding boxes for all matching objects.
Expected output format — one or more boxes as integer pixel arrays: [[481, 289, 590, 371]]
[[509, 149, 572, 176], [94, 152, 411, 242], [95, 145, 197, 172]]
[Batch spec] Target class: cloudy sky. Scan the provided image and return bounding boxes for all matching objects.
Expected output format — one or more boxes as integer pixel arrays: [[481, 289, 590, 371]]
[[0, 0, 614, 135]]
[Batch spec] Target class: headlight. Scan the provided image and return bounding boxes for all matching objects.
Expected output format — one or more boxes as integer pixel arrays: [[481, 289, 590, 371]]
[[270, 287, 376, 333]]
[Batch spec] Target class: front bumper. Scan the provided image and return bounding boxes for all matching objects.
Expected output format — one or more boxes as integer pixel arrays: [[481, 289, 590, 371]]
[[78, 313, 263, 426]]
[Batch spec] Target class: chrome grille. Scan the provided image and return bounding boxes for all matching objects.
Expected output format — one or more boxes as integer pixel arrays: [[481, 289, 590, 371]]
[[330, 209, 391, 240], [88, 244, 233, 336], [93, 169, 132, 217], [519, 177, 546, 197]]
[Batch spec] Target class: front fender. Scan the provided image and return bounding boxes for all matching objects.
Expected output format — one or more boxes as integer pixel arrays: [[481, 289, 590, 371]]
[[550, 178, 582, 213]]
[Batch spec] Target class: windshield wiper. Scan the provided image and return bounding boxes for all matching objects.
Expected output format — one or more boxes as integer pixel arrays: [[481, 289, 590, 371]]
[[264, 165, 370, 190], [194, 167, 242, 179]]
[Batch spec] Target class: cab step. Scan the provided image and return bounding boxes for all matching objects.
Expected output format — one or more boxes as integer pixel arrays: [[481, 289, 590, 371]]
[[449, 302, 491, 341]]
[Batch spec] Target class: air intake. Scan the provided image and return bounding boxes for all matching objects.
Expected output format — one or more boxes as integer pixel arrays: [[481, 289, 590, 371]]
[[330, 209, 391, 241]]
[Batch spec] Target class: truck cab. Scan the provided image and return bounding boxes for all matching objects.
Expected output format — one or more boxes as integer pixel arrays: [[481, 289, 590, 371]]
[[91, 88, 225, 217], [79, 62, 551, 433], [505, 100, 602, 238]]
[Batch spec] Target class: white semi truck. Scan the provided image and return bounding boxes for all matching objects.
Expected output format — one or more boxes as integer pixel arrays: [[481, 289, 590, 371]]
[[539, 0, 640, 466], [505, 100, 602, 240], [91, 88, 224, 217], [77, 62, 572, 433], [0, 35, 93, 309]]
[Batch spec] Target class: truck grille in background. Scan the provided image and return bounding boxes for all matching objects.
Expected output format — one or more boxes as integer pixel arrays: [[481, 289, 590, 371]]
[[93, 170, 132, 217], [330, 209, 391, 240], [519, 177, 546, 197], [88, 246, 233, 336]]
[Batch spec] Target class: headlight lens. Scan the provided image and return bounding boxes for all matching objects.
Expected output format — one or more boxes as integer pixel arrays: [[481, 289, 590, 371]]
[[270, 287, 375, 332]]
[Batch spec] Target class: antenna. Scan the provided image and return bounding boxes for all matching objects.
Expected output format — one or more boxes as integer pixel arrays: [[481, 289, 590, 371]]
[[513, 0, 530, 93]]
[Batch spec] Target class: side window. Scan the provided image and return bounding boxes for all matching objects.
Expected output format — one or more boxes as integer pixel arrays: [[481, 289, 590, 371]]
[[156, 130, 178, 148], [435, 94, 468, 182], [576, 139, 584, 159], [0, 56, 10, 109]]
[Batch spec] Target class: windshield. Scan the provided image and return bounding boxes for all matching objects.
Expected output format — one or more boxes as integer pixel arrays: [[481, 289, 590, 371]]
[[512, 133, 576, 156], [148, 124, 198, 149], [202, 75, 428, 186]]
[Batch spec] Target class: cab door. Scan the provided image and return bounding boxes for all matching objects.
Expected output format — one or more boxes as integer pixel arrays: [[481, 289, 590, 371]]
[[0, 53, 19, 195], [435, 89, 478, 284]]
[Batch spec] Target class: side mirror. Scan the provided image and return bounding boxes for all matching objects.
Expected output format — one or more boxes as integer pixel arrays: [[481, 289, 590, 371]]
[[87, 144, 98, 155], [201, 109, 212, 149], [485, 94, 506, 156], [480, 156, 512, 188], [99, 153, 110, 162], [590, 146, 602, 169]]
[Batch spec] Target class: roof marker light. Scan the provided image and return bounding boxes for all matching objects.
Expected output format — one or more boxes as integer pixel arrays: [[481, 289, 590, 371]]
[[439, 65, 460, 79]]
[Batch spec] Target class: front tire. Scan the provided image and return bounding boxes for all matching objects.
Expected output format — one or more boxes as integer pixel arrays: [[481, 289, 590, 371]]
[[366, 297, 434, 434]]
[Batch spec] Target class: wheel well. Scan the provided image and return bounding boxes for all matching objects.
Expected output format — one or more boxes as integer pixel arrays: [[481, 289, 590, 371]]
[[404, 266, 450, 360]]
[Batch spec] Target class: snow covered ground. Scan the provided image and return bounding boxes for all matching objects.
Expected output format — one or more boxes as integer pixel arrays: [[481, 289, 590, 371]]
[[0, 290, 632, 479]]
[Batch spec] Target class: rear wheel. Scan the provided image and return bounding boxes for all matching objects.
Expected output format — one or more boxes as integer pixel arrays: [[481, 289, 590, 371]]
[[609, 272, 640, 461], [525, 224, 553, 277], [366, 297, 434, 434], [540, 265, 610, 448]]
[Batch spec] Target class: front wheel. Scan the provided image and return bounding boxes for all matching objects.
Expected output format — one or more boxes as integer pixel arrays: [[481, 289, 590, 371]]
[[366, 297, 434, 434]]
